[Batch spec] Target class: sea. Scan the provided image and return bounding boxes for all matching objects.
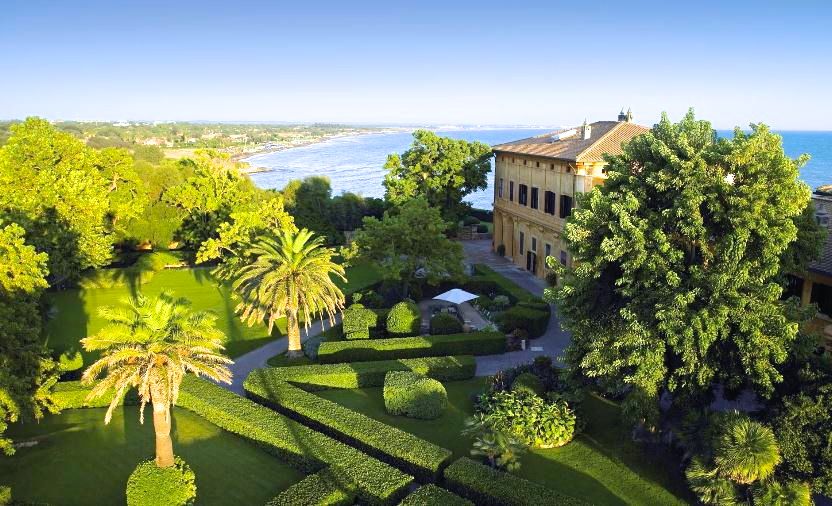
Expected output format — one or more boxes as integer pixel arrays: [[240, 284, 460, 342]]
[[245, 129, 832, 210]]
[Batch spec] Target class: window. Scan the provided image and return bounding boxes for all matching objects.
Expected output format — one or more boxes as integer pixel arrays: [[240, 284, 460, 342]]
[[531, 237, 537, 253], [498, 178, 504, 199], [509, 181, 514, 202], [560, 250, 568, 265], [544, 191, 556, 215], [560, 194, 573, 218], [536, 161, 540, 168], [545, 243, 552, 259], [530, 187, 539, 209], [523, 159, 527, 165], [550, 163, 555, 170], [811, 282, 832, 317], [518, 184, 528, 206], [519, 232, 525, 254]]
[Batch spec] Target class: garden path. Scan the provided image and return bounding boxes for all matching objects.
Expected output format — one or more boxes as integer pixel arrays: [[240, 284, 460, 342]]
[[461, 239, 573, 376]]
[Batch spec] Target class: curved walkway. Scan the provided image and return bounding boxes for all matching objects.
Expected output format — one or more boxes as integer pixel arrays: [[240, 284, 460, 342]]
[[461, 239, 572, 376]]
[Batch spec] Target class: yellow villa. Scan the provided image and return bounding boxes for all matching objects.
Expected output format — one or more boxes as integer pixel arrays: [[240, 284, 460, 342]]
[[491, 110, 648, 277]]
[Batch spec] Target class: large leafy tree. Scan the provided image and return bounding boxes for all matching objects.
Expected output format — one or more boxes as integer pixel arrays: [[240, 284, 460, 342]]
[[81, 292, 232, 468], [345, 197, 464, 297], [218, 230, 345, 358], [0, 118, 142, 285], [383, 130, 492, 221], [551, 111, 811, 412], [0, 222, 56, 455]]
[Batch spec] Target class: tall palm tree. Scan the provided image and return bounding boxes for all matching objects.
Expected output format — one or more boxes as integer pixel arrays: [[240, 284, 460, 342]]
[[219, 229, 346, 358], [714, 415, 781, 485], [81, 291, 232, 468]]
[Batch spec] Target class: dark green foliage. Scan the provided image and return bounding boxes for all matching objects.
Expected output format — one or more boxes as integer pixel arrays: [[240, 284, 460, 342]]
[[246, 356, 476, 391], [772, 382, 832, 494], [178, 376, 412, 505], [443, 457, 588, 506], [752, 479, 811, 506], [342, 303, 379, 340], [511, 373, 544, 397], [316, 332, 506, 363], [429, 313, 462, 335], [267, 469, 356, 506], [476, 224, 488, 233], [397, 485, 472, 506], [383, 371, 448, 420], [0, 486, 9, 506], [495, 305, 550, 338], [462, 216, 480, 226], [56, 349, 83, 373], [552, 111, 811, 408], [51, 380, 137, 409], [468, 208, 493, 222], [125, 457, 196, 506], [477, 391, 576, 448], [244, 377, 452, 482], [386, 301, 421, 336]]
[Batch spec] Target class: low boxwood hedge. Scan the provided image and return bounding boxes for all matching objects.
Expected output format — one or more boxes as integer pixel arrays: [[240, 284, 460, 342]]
[[244, 376, 453, 482], [398, 484, 472, 506], [267, 468, 356, 506], [317, 332, 505, 363], [126, 457, 196, 506], [383, 371, 447, 420], [443, 457, 588, 506], [495, 306, 550, 338], [248, 356, 476, 391], [52, 380, 138, 409], [429, 313, 463, 335], [178, 376, 412, 505], [342, 303, 380, 340], [386, 301, 421, 337]]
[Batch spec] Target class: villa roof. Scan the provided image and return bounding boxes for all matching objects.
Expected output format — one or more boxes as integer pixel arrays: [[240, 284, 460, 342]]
[[492, 120, 650, 162], [809, 194, 832, 277]]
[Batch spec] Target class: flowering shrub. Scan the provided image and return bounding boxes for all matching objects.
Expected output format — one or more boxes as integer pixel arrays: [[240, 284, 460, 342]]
[[477, 391, 576, 448]]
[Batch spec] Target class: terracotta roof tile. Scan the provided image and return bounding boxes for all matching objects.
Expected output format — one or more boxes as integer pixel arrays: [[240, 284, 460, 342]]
[[493, 121, 649, 162]]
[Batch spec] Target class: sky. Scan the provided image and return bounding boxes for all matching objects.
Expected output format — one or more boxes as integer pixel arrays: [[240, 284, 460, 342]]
[[2, 0, 832, 129]]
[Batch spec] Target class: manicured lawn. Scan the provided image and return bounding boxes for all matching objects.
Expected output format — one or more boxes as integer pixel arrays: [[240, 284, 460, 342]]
[[317, 378, 691, 506], [45, 263, 381, 361], [0, 406, 304, 506]]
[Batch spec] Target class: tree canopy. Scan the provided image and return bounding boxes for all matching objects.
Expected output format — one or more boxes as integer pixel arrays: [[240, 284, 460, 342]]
[[345, 197, 464, 296], [383, 130, 492, 221], [550, 111, 812, 411]]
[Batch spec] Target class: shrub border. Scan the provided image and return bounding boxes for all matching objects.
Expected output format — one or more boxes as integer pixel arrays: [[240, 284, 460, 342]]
[[317, 332, 505, 363]]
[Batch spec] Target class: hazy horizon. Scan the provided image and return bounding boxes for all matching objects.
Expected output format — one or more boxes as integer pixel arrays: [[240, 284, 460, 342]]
[[3, 1, 832, 130]]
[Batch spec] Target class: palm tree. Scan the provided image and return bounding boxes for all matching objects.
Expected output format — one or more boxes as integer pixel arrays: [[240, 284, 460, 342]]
[[714, 415, 781, 485], [219, 229, 346, 358], [81, 291, 232, 468]]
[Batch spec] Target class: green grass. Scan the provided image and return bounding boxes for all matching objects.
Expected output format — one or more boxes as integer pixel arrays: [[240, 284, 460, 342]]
[[472, 264, 536, 302], [45, 263, 382, 361], [317, 379, 690, 506], [0, 406, 304, 506]]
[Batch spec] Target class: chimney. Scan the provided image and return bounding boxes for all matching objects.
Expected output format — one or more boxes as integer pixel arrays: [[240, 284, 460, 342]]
[[581, 119, 591, 140], [618, 108, 633, 122], [617, 108, 627, 122]]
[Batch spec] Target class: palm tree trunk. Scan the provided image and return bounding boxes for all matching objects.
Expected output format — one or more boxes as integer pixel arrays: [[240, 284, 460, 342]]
[[286, 310, 303, 358], [152, 403, 175, 468]]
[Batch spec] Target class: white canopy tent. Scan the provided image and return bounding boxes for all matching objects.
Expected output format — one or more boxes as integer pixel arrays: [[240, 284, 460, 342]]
[[432, 288, 479, 305]]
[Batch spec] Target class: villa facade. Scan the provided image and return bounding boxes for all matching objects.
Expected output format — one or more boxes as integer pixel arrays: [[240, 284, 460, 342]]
[[491, 111, 648, 278]]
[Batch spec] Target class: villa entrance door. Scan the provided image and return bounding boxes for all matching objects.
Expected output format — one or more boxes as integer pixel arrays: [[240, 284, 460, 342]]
[[526, 251, 536, 274]]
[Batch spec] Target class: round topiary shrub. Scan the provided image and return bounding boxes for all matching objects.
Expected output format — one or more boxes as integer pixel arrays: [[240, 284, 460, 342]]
[[478, 390, 575, 448], [386, 300, 421, 337], [126, 457, 196, 506], [342, 303, 378, 340], [429, 313, 463, 335], [462, 216, 480, 226], [384, 371, 448, 419], [511, 372, 544, 397]]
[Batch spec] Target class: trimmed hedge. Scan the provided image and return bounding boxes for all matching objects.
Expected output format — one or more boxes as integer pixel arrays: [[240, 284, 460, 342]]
[[245, 378, 452, 482], [342, 303, 380, 340], [267, 468, 356, 506], [52, 380, 138, 409], [470, 265, 534, 302], [386, 301, 421, 337], [383, 371, 447, 420], [443, 457, 588, 506], [178, 376, 412, 505], [126, 457, 196, 506], [398, 484, 473, 506], [495, 306, 550, 338], [248, 356, 476, 392], [429, 313, 463, 335], [317, 332, 506, 363]]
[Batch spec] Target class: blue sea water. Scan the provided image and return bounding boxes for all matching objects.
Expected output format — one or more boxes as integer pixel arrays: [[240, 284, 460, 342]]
[[246, 129, 832, 210]]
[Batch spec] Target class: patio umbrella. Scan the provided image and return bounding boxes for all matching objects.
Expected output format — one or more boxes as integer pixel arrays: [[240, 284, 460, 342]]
[[432, 288, 479, 305]]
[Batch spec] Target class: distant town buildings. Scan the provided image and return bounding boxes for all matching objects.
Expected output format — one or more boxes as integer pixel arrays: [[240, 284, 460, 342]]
[[491, 110, 648, 278]]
